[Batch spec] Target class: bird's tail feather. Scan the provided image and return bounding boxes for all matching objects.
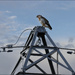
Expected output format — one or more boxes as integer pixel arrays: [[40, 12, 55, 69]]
[[48, 24, 52, 30]]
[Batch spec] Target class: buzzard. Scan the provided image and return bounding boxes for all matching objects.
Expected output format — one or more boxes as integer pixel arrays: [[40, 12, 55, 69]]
[[36, 15, 52, 30]]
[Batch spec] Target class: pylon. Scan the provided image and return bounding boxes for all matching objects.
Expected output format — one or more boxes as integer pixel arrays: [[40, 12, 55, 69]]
[[11, 26, 75, 75]]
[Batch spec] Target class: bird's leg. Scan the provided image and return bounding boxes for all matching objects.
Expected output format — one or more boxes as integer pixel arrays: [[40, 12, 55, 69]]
[[43, 24, 48, 28], [42, 23, 47, 27], [44, 25, 48, 27]]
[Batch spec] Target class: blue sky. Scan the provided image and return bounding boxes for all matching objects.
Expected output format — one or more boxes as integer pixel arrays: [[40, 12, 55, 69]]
[[0, 1, 75, 41], [0, 0, 75, 74]]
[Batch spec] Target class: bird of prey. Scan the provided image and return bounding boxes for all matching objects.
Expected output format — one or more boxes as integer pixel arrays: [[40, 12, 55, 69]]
[[36, 15, 52, 30]]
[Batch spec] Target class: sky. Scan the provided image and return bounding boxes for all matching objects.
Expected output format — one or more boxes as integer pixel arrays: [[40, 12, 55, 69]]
[[0, 0, 75, 74]]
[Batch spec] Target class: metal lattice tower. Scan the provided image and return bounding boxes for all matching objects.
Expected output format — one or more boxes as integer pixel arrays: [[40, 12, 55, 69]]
[[11, 26, 75, 75]]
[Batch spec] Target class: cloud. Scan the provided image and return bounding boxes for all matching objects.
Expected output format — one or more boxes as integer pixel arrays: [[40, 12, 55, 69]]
[[65, 44, 75, 48], [68, 37, 74, 43], [8, 16, 17, 19], [0, 33, 75, 74], [0, 49, 21, 74], [0, 10, 11, 14], [55, 42, 62, 47], [55, 38, 75, 48], [0, 24, 10, 35], [5, 10, 11, 13], [5, 35, 28, 46], [0, 11, 19, 46], [0, 11, 18, 30]]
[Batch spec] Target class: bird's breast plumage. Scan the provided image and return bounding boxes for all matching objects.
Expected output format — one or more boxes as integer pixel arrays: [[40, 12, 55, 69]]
[[40, 18, 45, 24]]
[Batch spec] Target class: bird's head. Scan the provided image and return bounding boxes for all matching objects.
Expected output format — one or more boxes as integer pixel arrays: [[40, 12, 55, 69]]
[[36, 15, 42, 19]]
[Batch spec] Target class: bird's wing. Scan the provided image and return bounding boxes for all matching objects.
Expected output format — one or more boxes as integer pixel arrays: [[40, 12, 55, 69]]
[[41, 16, 52, 30], [41, 16, 49, 25]]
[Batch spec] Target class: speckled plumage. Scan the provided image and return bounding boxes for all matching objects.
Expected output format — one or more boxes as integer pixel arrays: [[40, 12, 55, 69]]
[[37, 15, 52, 30]]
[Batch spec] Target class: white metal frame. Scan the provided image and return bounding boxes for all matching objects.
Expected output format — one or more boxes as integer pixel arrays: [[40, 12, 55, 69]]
[[11, 26, 75, 75]]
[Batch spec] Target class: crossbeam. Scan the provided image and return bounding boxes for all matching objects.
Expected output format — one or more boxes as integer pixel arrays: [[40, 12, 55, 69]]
[[10, 26, 75, 75], [1, 46, 75, 51]]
